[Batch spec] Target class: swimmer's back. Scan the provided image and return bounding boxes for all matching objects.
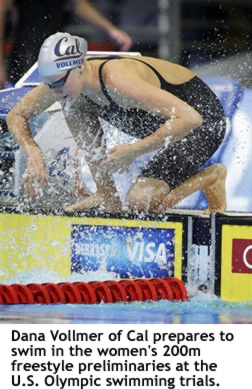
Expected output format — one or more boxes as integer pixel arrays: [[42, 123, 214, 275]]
[[86, 55, 195, 88]]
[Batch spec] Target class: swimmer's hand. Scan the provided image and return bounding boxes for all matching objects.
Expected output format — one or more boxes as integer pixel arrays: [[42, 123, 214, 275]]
[[20, 149, 48, 198], [65, 192, 122, 213], [109, 28, 132, 52], [101, 143, 139, 174]]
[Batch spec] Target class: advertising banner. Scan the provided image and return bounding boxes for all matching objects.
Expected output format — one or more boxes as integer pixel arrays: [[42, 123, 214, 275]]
[[215, 216, 252, 301], [0, 211, 186, 282]]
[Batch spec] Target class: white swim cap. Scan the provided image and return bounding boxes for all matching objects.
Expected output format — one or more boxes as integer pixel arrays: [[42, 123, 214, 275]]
[[38, 32, 88, 77]]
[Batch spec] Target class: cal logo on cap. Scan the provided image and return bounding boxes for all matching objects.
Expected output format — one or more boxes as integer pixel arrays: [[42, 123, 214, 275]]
[[54, 37, 83, 62]]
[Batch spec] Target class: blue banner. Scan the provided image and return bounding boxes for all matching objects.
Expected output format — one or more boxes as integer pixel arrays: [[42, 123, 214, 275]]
[[71, 224, 175, 278]]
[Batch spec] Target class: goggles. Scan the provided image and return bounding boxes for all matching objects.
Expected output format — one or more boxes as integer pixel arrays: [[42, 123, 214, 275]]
[[45, 69, 72, 89]]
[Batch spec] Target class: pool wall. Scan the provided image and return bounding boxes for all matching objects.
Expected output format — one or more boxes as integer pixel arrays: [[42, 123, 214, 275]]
[[1, 209, 252, 301]]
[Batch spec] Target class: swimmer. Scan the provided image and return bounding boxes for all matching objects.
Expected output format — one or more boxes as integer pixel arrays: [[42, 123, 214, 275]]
[[6, 32, 227, 215]]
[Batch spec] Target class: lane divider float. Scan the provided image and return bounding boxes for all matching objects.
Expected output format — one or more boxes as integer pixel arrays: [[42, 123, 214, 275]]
[[0, 277, 188, 304]]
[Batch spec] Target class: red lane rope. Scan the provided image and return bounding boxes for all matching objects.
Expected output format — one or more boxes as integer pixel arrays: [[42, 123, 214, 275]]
[[42, 283, 66, 304], [26, 284, 51, 304], [57, 282, 83, 304], [88, 281, 114, 303], [149, 278, 174, 301], [104, 281, 128, 303], [134, 279, 159, 301], [11, 284, 35, 304], [73, 282, 97, 304], [0, 278, 188, 305], [164, 277, 188, 301], [119, 280, 144, 302], [0, 285, 19, 304]]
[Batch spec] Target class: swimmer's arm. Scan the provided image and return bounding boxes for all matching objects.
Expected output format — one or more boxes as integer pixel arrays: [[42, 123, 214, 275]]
[[72, 0, 132, 51], [106, 70, 203, 155], [6, 83, 57, 156], [6, 83, 58, 194]]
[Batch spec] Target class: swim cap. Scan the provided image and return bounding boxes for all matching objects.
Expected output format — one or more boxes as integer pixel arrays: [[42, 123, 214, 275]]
[[38, 32, 88, 77]]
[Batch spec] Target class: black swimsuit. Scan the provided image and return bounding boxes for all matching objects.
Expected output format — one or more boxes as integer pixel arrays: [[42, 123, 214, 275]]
[[84, 57, 226, 190]]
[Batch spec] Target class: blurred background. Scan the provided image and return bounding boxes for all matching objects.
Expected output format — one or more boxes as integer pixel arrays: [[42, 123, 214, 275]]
[[1, 0, 252, 88]]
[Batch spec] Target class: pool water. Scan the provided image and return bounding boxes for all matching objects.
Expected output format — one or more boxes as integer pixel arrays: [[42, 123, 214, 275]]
[[1, 268, 252, 324], [1, 297, 252, 324]]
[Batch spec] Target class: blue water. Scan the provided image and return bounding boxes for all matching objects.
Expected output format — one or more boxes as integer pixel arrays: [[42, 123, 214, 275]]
[[1, 295, 252, 324]]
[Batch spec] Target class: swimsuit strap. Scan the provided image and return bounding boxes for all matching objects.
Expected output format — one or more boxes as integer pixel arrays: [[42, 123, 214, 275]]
[[99, 59, 123, 104], [125, 57, 168, 87], [86, 56, 169, 106], [86, 56, 121, 105], [86, 56, 118, 61]]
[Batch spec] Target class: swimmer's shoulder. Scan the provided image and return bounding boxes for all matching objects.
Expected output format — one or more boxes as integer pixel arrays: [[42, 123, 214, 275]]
[[85, 55, 196, 84]]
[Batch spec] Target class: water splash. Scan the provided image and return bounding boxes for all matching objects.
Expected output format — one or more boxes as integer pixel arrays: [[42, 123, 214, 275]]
[[1, 261, 119, 285]]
